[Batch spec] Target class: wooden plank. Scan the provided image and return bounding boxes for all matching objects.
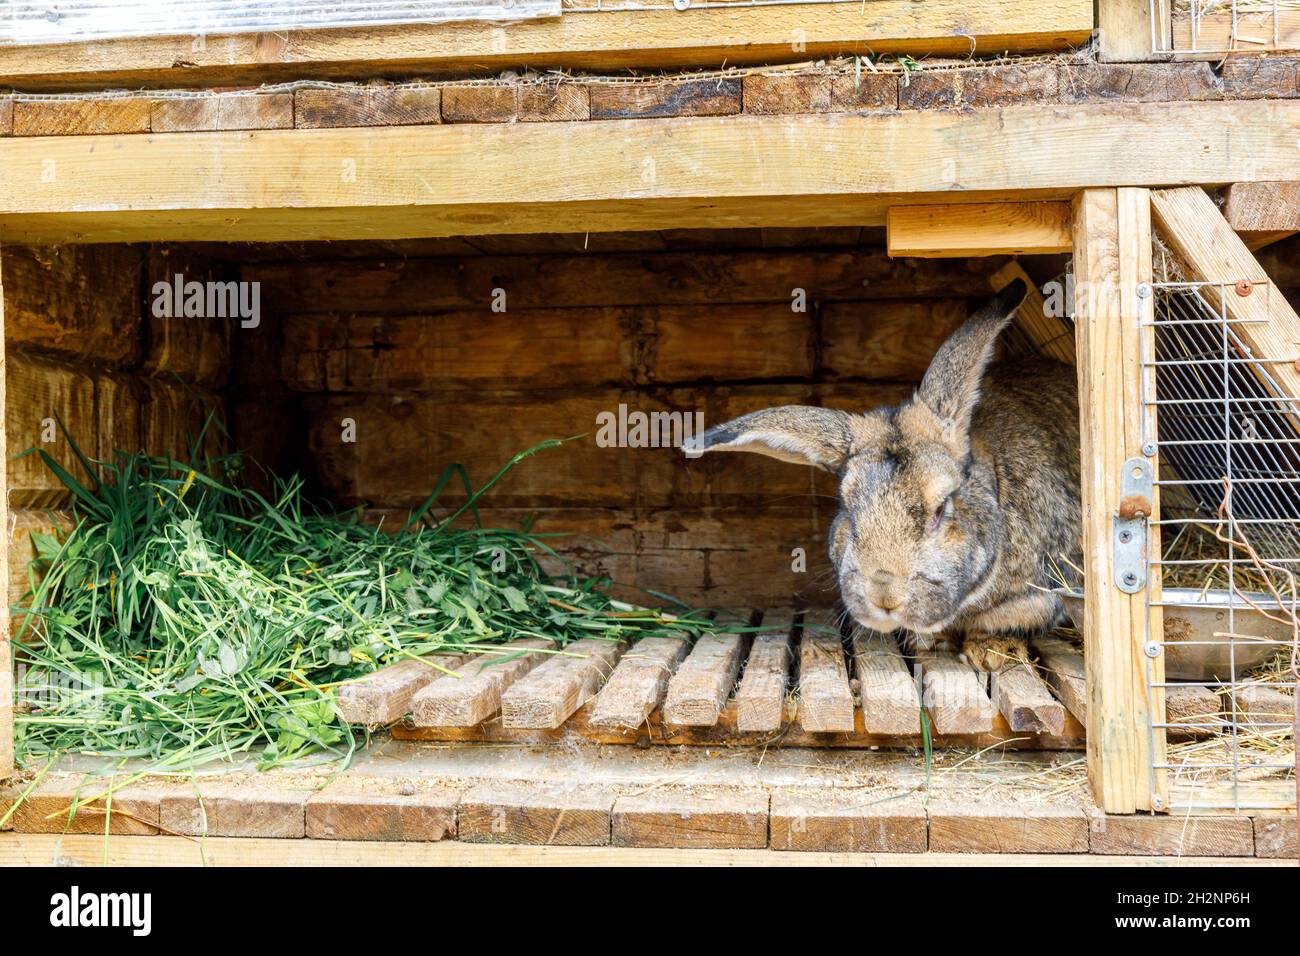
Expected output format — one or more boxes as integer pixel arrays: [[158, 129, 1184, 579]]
[[458, 783, 613, 846], [5, 354, 97, 507], [612, 789, 769, 849], [662, 633, 747, 727], [0, 777, 161, 835], [990, 260, 1075, 365], [734, 619, 793, 734], [916, 650, 996, 735], [305, 783, 459, 842], [588, 636, 690, 731], [5, 102, 1300, 244], [1098, 0, 1160, 62], [158, 787, 309, 839], [280, 303, 814, 393], [887, 202, 1072, 257], [1169, 779, 1296, 813], [0, 832, 1286, 867], [392, 696, 1087, 749], [1254, 816, 1299, 860], [294, 87, 442, 129], [500, 638, 624, 729], [254, 250, 1004, 313], [2, 244, 142, 366], [820, 299, 967, 381], [1228, 684, 1296, 730], [1089, 814, 1256, 857], [12, 98, 151, 136], [335, 655, 463, 726], [852, 630, 921, 735], [899, 63, 1061, 111], [1151, 187, 1300, 413], [768, 792, 927, 853], [411, 639, 554, 727], [151, 94, 294, 132], [0, 3, 1093, 90], [1074, 187, 1166, 814], [1224, 182, 1300, 243], [798, 629, 856, 733], [1033, 636, 1088, 725], [1165, 683, 1223, 735], [0, 248, 8, 781], [990, 664, 1067, 736], [588, 79, 742, 120], [928, 803, 1089, 853], [305, 386, 899, 510]]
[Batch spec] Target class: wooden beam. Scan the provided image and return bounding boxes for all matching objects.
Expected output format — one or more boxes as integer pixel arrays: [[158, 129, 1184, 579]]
[[990, 260, 1076, 365], [0, 2, 1093, 91], [0, 244, 9, 781], [1224, 182, 1300, 251], [1098, 0, 1161, 62], [887, 202, 1072, 258], [1151, 187, 1300, 417], [3, 101, 1300, 244], [1073, 187, 1166, 814], [1, 833, 1285, 867]]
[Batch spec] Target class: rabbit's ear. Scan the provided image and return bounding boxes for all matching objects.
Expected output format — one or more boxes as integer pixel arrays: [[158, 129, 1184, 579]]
[[686, 406, 859, 473], [915, 278, 1028, 442]]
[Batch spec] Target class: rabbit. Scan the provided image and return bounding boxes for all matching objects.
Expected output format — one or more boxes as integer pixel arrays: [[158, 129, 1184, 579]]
[[685, 279, 1081, 671]]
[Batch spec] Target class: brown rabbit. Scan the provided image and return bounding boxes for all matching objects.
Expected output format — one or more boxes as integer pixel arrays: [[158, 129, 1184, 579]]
[[686, 279, 1081, 670]]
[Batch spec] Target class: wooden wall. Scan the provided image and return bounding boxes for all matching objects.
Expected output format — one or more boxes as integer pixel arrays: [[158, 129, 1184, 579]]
[[241, 237, 1008, 610], [3, 243, 232, 630]]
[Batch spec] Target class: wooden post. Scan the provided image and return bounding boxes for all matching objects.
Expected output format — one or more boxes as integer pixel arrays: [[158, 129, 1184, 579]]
[[1098, 0, 1161, 61], [0, 243, 10, 780], [1072, 187, 1167, 813]]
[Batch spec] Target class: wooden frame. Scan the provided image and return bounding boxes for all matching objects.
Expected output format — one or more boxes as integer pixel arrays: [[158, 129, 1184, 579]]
[[1073, 189, 1167, 814], [0, 96, 1295, 819], [2, 101, 1300, 243], [0, 1, 1093, 90], [887, 203, 1073, 258]]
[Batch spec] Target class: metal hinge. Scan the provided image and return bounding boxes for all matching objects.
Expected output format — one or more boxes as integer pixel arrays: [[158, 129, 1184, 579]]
[[1114, 456, 1153, 594]]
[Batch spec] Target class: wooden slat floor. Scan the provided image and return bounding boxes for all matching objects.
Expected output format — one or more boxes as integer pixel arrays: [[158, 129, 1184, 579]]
[[341, 610, 1090, 749]]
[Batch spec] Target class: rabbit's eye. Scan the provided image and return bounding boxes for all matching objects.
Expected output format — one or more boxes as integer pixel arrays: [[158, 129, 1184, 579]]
[[926, 502, 946, 536]]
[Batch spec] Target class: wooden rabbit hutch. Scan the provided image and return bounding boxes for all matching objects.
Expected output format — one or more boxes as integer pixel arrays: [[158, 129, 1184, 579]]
[[0, 0, 1297, 864]]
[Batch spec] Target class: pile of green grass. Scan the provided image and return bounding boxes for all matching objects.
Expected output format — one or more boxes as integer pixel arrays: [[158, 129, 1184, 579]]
[[12, 431, 727, 770]]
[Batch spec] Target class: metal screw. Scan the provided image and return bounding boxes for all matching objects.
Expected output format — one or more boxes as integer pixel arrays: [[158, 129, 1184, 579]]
[[1123, 572, 1139, 587], [1234, 279, 1254, 297], [672, 0, 689, 8], [1142, 441, 1158, 457], [1119, 530, 1132, 544], [1151, 796, 1164, 811], [1145, 641, 1162, 659], [1136, 283, 1152, 299]]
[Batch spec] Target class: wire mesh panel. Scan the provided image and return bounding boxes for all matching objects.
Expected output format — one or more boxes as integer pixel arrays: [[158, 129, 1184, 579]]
[[1151, 0, 1300, 55], [1140, 280, 1299, 812]]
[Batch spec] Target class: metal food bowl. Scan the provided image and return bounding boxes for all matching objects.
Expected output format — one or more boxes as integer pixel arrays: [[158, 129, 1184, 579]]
[[1054, 588, 1292, 681]]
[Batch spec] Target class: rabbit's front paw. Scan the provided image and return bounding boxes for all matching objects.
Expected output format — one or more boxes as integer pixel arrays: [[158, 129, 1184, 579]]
[[959, 632, 1028, 672]]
